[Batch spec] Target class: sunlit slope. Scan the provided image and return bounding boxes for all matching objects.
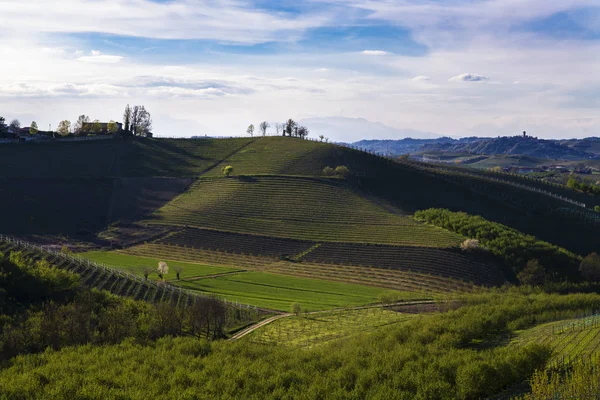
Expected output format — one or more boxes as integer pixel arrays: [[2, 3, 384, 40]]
[[148, 176, 463, 246]]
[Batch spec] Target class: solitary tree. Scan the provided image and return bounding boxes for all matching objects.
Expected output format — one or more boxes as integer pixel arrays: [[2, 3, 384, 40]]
[[291, 302, 302, 316], [29, 121, 38, 135], [174, 266, 183, 280], [222, 165, 234, 177], [157, 261, 169, 280], [107, 120, 119, 134], [142, 267, 152, 280], [246, 124, 255, 137], [91, 120, 102, 134], [275, 122, 283, 136], [123, 104, 132, 133], [580, 253, 600, 282], [334, 165, 350, 177], [319, 135, 324, 142], [322, 166, 335, 176], [73, 115, 90, 135], [57, 120, 71, 136], [259, 121, 269, 136], [517, 259, 546, 286]]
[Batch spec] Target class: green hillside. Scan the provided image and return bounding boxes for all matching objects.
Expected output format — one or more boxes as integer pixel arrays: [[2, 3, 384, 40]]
[[148, 176, 463, 246]]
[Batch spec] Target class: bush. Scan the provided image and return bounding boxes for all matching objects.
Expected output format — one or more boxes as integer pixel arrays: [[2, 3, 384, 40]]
[[322, 166, 335, 176], [459, 239, 480, 252], [222, 165, 233, 177], [334, 165, 350, 177]]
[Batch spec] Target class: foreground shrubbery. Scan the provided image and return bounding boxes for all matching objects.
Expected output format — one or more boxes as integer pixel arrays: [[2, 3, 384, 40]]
[[414, 208, 581, 280], [0, 251, 226, 362], [2, 288, 600, 399], [520, 361, 600, 399]]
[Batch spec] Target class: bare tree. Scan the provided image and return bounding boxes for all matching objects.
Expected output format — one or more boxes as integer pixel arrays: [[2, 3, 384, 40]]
[[275, 122, 283, 136], [130, 105, 152, 136], [141, 267, 152, 280], [246, 124, 255, 137], [157, 261, 169, 280], [259, 121, 269, 137], [9, 119, 20, 134]]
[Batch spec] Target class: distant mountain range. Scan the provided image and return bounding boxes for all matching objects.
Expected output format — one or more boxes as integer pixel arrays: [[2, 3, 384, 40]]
[[353, 136, 600, 160]]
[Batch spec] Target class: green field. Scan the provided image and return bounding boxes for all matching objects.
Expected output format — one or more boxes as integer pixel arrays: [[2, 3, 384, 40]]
[[149, 176, 463, 247], [80, 251, 241, 280], [247, 308, 415, 346], [177, 271, 422, 311]]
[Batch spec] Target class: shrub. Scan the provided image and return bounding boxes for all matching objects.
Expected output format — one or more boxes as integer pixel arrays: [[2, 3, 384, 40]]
[[334, 165, 350, 177], [222, 165, 233, 177], [291, 302, 302, 316], [322, 166, 335, 176]]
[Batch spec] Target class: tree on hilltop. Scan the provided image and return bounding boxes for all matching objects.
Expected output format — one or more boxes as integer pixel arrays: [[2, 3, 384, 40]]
[[0, 117, 7, 137], [107, 120, 119, 134], [29, 121, 38, 135], [91, 120, 102, 134], [74, 115, 90, 135], [319, 135, 324, 142], [246, 124, 255, 137], [275, 122, 283, 136], [131, 105, 152, 136], [9, 119, 20, 133], [123, 104, 132, 133], [297, 125, 309, 139], [222, 165, 234, 177], [285, 119, 296, 137], [580, 253, 600, 282], [57, 120, 71, 136], [259, 121, 269, 137]]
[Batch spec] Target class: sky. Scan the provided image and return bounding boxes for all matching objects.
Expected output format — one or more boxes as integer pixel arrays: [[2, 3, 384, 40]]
[[1, 0, 599, 141]]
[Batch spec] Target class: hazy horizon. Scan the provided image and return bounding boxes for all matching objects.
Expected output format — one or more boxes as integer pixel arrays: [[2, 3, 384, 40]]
[[1, 0, 599, 141]]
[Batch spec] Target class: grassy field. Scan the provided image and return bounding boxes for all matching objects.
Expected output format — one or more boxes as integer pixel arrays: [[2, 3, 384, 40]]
[[80, 251, 241, 280], [177, 271, 423, 311], [149, 176, 463, 246], [246, 308, 415, 346]]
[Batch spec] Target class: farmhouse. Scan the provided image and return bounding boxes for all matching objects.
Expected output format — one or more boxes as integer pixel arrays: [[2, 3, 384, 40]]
[[81, 121, 123, 135]]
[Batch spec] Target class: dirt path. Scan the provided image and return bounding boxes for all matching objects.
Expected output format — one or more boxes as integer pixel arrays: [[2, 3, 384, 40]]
[[183, 270, 246, 281], [230, 313, 291, 340]]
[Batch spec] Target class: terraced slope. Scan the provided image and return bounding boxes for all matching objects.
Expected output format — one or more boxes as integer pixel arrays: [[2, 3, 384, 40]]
[[148, 176, 463, 246], [203, 137, 325, 176]]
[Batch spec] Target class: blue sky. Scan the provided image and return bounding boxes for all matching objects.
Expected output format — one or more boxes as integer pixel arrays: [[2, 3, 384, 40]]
[[0, 0, 599, 140]]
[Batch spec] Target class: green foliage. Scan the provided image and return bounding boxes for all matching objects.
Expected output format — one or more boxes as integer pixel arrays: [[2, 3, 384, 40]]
[[334, 165, 351, 177], [517, 259, 546, 286], [3, 289, 600, 399], [90, 120, 102, 134], [57, 120, 71, 136], [291, 302, 302, 315], [567, 175, 600, 195], [322, 165, 334, 176], [520, 362, 600, 399], [107, 120, 119, 134], [29, 121, 38, 135], [222, 165, 234, 177], [414, 208, 581, 280], [580, 253, 600, 282], [595, 205, 600, 212]]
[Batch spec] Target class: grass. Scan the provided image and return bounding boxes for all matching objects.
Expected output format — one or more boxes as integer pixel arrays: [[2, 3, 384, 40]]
[[149, 176, 463, 247], [79, 251, 241, 281], [176, 271, 424, 311], [247, 308, 415, 346]]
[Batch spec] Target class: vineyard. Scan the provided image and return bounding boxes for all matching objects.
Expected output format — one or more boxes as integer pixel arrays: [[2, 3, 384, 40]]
[[514, 314, 600, 367], [246, 308, 415, 347], [149, 176, 463, 246], [120, 242, 485, 292], [303, 243, 505, 286]]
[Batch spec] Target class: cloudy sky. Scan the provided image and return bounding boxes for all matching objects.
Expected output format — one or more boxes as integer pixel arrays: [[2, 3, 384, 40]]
[[1, 0, 599, 141]]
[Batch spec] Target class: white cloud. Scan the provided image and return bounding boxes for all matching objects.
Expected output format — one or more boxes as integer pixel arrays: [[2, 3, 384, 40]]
[[361, 50, 390, 56], [412, 76, 431, 81], [449, 73, 490, 82]]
